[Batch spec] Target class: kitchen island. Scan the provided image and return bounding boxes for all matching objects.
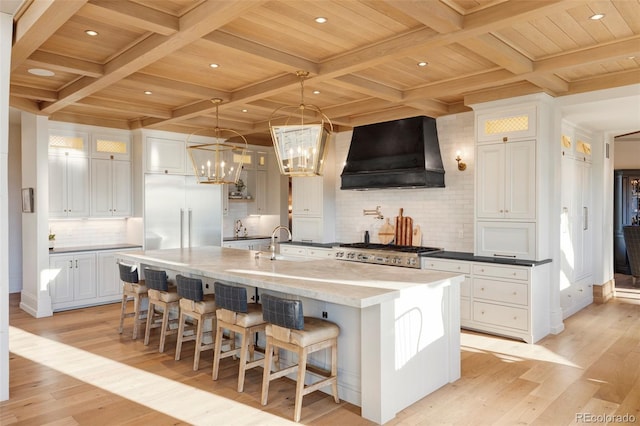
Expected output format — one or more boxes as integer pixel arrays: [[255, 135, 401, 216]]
[[117, 246, 463, 424]]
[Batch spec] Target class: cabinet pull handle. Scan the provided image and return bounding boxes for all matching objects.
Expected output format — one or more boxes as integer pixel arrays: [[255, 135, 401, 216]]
[[583, 207, 588, 230], [69, 260, 73, 269], [75, 260, 78, 268]]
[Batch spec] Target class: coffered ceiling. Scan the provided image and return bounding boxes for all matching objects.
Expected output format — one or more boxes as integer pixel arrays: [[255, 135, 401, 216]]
[[8, 0, 640, 146]]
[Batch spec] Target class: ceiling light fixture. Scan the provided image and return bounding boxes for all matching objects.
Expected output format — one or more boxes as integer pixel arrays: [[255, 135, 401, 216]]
[[589, 13, 605, 20], [186, 98, 248, 185], [85, 30, 98, 36], [144, 90, 152, 95], [313, 90, 320, 95], [209, 63, 220, 68], [241, 109, 248, 113], [269, 71, 332, 177], [315, 17, 327, 24], [28, 68, 55, 77], [418, 61, 428, 67]]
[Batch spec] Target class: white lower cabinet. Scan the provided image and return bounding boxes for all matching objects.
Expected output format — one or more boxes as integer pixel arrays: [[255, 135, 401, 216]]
[[222, 238, 271, 251], [49, 253, 97, 311], [423, 257, 551, 343], [279, 244, 334, 259], [50, 248, 140, 312]]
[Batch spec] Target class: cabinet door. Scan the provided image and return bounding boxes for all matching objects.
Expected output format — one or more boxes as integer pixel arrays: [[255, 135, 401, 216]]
[[292, 217, 323, 242], [145, 137, 186, 174], [505, 140, 535, 219], [74, 253, 97, 300], [476, 144, 505, 218], [49, 255, 74, 303], [292, 176, 322, 216], [48, 155, 68, 218], [66, 156, 90, 217], [91, 158, 113, 216], [255, 170, 267, 214], [111, 160, 132, 217], [97, 252, 120, 297]]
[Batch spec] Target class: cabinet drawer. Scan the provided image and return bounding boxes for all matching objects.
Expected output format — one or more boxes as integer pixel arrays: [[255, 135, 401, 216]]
[[473, 301, 528, 331], [307, 248, 334, 259], [422, 259, 471, 274], [473, 264, 529, 281], [280, 245, 307, 257], [461, 297, 471, 321], [473, 278, 528, 305]]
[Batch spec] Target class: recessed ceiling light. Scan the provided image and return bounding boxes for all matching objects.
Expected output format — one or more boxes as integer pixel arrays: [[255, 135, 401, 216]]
[[241, 109, 248, 113], [417, 61, 428, 67], [209, 63, 220, 69], [590, 13, 605, 20], [313, 90, 320, 95], [28, 68, 55, 77], [144, 90, 153, 95], [315, 17, 327, 24], [85, 30, 99, 36]]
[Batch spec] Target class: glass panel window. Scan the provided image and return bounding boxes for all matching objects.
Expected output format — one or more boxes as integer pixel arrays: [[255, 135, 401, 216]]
[[96, 138, 127, 154], [49, 134, 84, 151], [485, 115, 529, 135]]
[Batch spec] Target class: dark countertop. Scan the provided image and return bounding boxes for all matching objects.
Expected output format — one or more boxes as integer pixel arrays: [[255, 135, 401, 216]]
[[280, 241, 342, 249], [422, 251, 552, 267], [49, 243, 143, 254], [223, 235, 272, 241]]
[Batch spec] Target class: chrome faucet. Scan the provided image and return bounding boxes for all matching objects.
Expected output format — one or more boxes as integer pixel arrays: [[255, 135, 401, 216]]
[[270, 225, 292, 260]]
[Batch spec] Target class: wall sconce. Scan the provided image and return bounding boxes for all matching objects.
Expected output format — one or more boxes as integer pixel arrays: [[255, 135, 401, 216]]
[[455, 150, 466, 171]]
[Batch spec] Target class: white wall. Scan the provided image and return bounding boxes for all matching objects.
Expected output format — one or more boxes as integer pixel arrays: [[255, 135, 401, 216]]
[[333, 112, 475, 251], [614, 139, 640, 169]]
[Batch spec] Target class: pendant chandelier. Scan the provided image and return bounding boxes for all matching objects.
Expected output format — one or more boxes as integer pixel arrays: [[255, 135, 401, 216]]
[[269, 71, 332, 176], [187, 98, 248, 185]]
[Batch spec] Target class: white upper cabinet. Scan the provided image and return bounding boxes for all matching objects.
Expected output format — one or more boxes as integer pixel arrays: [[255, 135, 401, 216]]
[[476, 105, 537, 143], [292, 176, 323, 216], [49, 154, 90, 218], [91, 158, 132, 217], [145, 137, 187, 174], [476, 140, 536, 220]]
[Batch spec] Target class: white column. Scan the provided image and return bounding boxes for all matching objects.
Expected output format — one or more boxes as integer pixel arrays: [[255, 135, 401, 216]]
[[20, 112, 53, 318], [0, 10, 13, 402]]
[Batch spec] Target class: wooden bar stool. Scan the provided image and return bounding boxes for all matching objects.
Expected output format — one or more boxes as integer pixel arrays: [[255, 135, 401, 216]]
[[174, 275, 217, 371], [143, 268, 180, 352], [212, 282, 267, 392], [118, 262, 148, 340], [260, 293, 340, 422]]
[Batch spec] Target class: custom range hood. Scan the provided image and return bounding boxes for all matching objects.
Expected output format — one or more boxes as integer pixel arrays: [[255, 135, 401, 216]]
[[340, 116, 445, 190]]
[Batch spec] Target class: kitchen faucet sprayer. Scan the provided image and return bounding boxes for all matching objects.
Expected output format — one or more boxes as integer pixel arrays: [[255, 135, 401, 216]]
[[270, 225, 292, 260]]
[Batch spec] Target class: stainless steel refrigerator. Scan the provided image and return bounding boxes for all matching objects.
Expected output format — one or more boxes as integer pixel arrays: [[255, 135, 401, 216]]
[[145, 174, 223, 249]]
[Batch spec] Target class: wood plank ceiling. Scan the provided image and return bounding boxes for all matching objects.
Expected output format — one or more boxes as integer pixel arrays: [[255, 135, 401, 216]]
[[9, 0, 640, 146]]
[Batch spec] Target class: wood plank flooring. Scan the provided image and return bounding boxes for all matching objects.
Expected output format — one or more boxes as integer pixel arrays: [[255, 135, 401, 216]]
[[1, 293, 639, 425]]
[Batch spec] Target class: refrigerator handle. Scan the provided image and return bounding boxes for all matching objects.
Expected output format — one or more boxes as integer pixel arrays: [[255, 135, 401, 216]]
[[180, 208, 184, 249], [188, 209, 193, 248]]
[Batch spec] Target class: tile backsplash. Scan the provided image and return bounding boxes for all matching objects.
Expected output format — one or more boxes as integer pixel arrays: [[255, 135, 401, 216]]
[[49, 218, 143, 247], [333, 112, 475, 252]]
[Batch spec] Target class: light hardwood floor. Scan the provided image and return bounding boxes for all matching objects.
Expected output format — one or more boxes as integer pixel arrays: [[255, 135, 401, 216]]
[[1, 293, 639, 425]]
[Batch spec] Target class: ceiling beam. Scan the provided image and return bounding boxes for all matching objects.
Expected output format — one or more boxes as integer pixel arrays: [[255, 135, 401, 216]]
[[11, 0, 88, 71], [26, 51, 104, 78], [10, 85, 57, 102], [83, 0, 179, 36], [39, 0, 267, 114], [75, 97, 172, 119], [381, 0, 463, 33]]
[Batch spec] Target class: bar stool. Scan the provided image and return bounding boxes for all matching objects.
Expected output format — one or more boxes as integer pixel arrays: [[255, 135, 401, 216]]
[[212, 282, 267, 392], [174, 275, 217, 371], [260, 293, 340, 422], [118, 262, 148, 340], [143, 268, 180, 352]]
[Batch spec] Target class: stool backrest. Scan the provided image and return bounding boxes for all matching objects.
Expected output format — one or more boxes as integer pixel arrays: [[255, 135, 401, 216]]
[[214, 282, 248, 313], [118, 263, 139, 284], [262, 293, 304, 330], [176, 275, 204, 302], [145, 268, 169, 291]]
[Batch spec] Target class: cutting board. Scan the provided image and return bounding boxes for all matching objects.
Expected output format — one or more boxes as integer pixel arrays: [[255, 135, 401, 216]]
[[412, 225, 422, 246], [395, 208, 413, 246], [378, 218, 395, 244]]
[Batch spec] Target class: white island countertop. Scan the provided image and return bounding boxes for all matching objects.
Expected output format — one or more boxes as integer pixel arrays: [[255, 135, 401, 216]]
[[117, 246, 463, 424], [117, 246, 460, 308]]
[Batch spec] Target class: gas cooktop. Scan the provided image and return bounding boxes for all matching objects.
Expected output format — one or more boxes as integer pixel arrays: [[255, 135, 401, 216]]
[[334, 243, 443, 268]]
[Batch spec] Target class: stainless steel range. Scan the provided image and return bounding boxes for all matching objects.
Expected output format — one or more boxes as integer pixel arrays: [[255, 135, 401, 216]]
[[333, 243, 442, 269]]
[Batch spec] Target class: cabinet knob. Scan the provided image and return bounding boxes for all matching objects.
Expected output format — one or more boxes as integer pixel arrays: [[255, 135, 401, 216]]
[[499, 209, 504, 213], [505, 209, 509, 213], [513, 316, 518, 320], [481, 310, 485, 315], [164, 170, 168, 174], [480, 287, 485, 291], [513, 291, 517, 295], [503, 137, 508, 142]]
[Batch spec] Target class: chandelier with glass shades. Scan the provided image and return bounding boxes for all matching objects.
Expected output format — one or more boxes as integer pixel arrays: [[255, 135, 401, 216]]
[[269, 71, 332, 176], [187, 98, 248, 185]]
